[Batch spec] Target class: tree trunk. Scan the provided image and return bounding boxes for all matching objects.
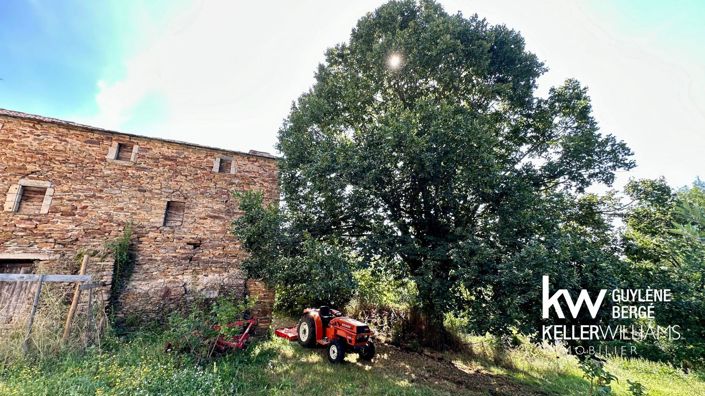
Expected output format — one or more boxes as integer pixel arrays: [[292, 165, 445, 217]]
[[419, 306, 455, 350], [411, 283, 460, 351]]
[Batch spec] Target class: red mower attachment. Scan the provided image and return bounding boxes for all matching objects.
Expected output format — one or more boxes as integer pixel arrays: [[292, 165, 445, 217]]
[[275, 306, 376, 363], [274, 326, 299, 341], [212, 318, 257, 351]]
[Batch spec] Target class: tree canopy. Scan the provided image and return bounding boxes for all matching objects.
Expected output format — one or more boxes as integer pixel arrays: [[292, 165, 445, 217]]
[[623, 179, 705, 366], [238, 0, 634, 347]]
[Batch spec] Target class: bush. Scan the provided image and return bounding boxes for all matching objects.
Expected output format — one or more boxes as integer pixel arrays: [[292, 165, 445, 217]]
[[351, 268, 417, 310], [579, 357, 617, 396], [233, 191, 357, 316], [274, 237, 357, 315], [164, 306, 217, 363], [164, 295, 257, 363], [211, 296, 256, 337], [344, 269, 417, 341]]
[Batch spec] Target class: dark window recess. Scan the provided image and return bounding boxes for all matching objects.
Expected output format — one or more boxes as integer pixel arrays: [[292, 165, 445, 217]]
[[0, 259, 36, 326], [116, 143, 134, 161], [219, 157, 232, 173], [164, 201, 185, 227], [17, 187, 46, 214], [0, 259, 35, 274]]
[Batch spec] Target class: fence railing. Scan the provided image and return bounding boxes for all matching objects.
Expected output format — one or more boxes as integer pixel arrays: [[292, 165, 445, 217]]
[[0, 255, 102, 353]]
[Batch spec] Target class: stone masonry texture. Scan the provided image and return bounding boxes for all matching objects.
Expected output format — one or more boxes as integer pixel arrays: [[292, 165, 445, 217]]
[[0, 109, 278, 330]]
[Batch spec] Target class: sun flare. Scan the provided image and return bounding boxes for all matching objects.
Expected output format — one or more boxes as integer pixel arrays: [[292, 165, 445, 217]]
[[387, 53, 403, 70]]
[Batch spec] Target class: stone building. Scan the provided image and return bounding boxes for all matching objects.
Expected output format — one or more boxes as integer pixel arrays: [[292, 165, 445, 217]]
[[0, 108, 277, 330]]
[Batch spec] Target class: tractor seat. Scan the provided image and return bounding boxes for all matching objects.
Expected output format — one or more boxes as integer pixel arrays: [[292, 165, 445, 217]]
[[319, 306, 335, 327]]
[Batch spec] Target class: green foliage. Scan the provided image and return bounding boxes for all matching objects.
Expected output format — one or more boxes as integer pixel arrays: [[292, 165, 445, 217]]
[[231, 191, 285, 280], [352, 268, 417, 309], [4, 330, 702, 395], [623, 179, 705, 367], [443, 311, 470, 338], [627, 380, 646, 396], [275, 0, 633, 344], [232, 191, 357, 315], [580, 358, 617, 396], [164, 296, 258, 363], [273, 237, 357, 314], [211, 297, 256, 337], [106, 222, 134, 313], [165, 306, 217, 364]]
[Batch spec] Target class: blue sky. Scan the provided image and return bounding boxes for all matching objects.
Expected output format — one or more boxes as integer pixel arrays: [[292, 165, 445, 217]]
[[0, 0, 703, 189]]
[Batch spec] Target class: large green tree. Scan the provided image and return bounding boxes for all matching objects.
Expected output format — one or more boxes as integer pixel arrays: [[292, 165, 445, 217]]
[[273, 0, 632, 346], [623, 179, 705, 367]]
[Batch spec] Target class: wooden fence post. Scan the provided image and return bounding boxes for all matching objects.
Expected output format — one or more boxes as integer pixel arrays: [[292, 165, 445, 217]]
[[22, 274, 45, 354], [62, 255, 88, 344]]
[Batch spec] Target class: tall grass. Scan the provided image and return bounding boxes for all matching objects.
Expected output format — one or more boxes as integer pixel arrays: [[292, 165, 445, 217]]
[[1, 281, 107, 369], [459, 334, 705, 396], [3, 328, 704, 396]]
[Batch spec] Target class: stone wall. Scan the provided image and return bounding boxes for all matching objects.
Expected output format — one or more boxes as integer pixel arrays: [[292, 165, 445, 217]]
[[0, 111, 278, 328], [246, 279, 276, 333]]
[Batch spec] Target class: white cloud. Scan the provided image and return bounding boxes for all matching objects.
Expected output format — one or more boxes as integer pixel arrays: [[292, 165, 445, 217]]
[[88, 0, 386, 154], [88, 0, 703, 187]]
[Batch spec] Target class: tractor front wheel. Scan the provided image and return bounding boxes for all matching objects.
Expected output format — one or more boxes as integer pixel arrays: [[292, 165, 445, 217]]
[[327, 339, 346, 363], [297, 315, 316, 348], [359, 341, 376, 361]]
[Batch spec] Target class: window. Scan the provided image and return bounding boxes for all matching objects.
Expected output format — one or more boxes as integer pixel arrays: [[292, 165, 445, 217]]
[[107, 141, 138, 162], [116, 143, 134, 161], [17, 187, 47, 214], [212, 156, 235, 174], [3, 179, 53, 214], [163, 201, 185, 227], [219, 157, 232, 173]]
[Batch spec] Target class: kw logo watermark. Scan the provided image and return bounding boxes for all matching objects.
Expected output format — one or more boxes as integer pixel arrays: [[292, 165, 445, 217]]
[[542, 275, 606, 319], [540, 275, 681, 356]]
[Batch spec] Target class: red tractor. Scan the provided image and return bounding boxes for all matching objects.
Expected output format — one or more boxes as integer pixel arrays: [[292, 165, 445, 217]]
[[275, 306, 376, 363]]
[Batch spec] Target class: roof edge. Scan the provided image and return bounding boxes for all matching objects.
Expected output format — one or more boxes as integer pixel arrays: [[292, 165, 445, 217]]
[[0, 108, 278, 160]]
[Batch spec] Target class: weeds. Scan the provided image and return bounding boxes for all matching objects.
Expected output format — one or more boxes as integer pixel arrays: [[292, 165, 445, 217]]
[[164, 307, 217, 363], [627, 380, 646, 396], [106, 222, 134, 315], [162, 295, 258, 364], [3, 328, 703, 395], [211, 296, 256, 337], [580, 357, 618, 395], [0, 259, 107, 369]]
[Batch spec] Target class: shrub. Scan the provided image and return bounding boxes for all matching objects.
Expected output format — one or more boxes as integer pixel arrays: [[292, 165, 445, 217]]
[[579, 357, 617, 396], [345, 269, 417, 342], [273, 237, 357, 315], [233, 191, 357, 316], [164, 295, 258, 363], [627, 380, 646, 396], [164, 307, 217, 364], [351, 268, 417, 310], [211, 296, 256, 338]]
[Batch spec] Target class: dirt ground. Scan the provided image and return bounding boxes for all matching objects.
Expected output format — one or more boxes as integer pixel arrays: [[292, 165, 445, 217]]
[[358, 343, 547, 396], [273, 316, 546, 396]]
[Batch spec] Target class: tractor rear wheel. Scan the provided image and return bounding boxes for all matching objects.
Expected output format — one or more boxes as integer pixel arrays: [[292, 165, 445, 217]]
[[297, 315, 316, 347], [359, 341, 376, 361], [327, 339, 346, 363]]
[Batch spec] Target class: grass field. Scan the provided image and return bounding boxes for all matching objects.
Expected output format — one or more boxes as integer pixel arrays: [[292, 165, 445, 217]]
[[1, 330, 704, 396]]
